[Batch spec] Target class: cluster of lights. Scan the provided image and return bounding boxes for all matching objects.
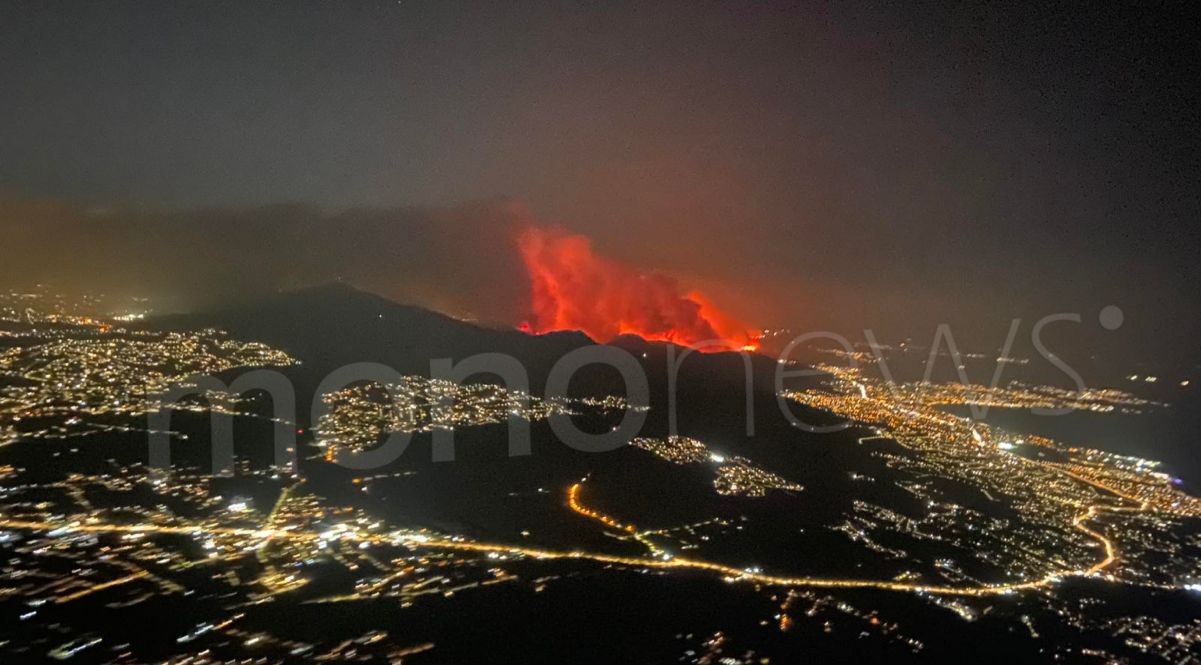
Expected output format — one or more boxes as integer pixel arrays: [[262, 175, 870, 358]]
[[0, 293, 297, 448], [316, 376, 637, 456], [781, 364, 1201, 590], [628, 436, 803, 497]]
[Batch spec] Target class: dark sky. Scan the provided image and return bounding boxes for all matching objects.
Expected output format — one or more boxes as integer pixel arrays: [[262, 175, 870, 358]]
[[1, 1, 1198, 366]]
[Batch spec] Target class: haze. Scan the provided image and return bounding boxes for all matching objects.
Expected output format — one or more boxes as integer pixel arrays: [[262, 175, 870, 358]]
[[1, 1, 1197, 364]]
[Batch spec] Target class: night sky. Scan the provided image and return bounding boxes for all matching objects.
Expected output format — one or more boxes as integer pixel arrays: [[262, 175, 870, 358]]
[[1, 1, 1198, 365]]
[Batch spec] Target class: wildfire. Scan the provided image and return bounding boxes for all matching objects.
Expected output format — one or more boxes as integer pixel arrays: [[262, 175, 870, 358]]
[[516, 225, 758, 352]]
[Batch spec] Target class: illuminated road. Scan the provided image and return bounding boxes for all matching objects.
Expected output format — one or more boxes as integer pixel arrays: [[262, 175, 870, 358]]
[[0, 479, 1132, 600], [562, 482, 1128, 596], [55, 571, 150, 604]]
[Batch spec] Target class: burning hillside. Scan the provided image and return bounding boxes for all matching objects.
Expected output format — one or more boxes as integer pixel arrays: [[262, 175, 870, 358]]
[[516, 225, 757, 352]]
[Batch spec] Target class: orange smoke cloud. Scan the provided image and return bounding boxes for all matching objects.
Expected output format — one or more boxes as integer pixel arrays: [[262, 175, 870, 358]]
[[516, 225, 758, 352]]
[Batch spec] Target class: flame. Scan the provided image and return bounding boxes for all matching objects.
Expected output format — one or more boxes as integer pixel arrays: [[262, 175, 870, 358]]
[[516, 225, 758, 352]]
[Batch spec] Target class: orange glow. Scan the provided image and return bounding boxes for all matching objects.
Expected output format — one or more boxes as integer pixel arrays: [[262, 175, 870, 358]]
[[516, 225, 758, 352]]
